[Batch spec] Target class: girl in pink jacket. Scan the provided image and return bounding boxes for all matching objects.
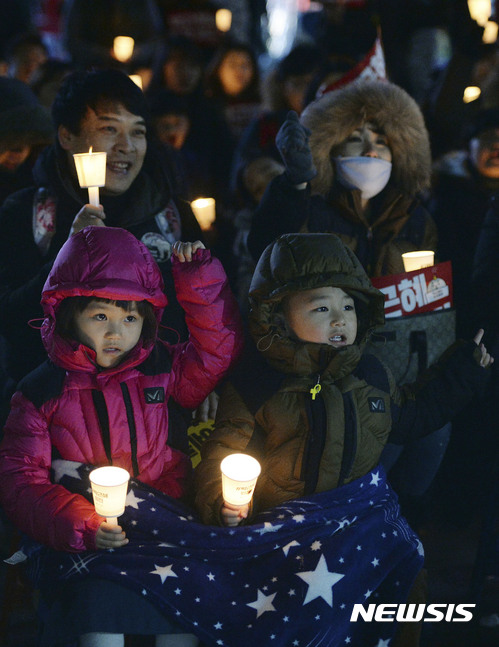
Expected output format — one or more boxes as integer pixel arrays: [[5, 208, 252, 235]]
[[0, 225, 242, 647]]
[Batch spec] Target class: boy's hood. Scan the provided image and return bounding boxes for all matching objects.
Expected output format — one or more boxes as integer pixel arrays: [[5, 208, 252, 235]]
[[40, 226, 167, 373], [248, 233, 385, 377]]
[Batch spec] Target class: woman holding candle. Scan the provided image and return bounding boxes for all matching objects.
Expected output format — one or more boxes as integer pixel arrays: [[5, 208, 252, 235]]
[[0, 225, 242, 646]]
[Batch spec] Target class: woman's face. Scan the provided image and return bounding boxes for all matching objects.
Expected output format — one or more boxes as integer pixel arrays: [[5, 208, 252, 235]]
[[218, 51, 254, 96], [331, 122, 392, 162]]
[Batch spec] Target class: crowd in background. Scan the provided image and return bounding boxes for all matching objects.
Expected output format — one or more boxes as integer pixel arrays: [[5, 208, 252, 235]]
[[0, 0, 498, 645]]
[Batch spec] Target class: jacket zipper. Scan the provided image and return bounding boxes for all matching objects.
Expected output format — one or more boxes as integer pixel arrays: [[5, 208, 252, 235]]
[[337, 391, 358, 487], [302, 375, 326, 494], [120, 383, 139, 477]]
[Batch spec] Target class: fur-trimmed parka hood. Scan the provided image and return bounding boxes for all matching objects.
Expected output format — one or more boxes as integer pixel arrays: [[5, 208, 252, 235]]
[[248, 233, 385, 378], [301, 80, 431, 198]]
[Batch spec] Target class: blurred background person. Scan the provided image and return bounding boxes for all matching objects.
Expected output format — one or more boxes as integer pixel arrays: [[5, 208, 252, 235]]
[[203, 40, 262, 143]]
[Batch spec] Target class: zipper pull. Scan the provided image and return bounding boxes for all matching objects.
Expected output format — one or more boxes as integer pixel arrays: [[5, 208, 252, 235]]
[[310, 375, 322, 400]]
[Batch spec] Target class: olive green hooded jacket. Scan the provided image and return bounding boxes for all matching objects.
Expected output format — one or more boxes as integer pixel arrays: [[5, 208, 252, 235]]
[[194, 234, 486, 525]]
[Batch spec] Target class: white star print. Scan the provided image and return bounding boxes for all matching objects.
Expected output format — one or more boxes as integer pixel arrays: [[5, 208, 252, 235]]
[[150, 564, 177, 584], [371, 558, 380, 568], [374, 639, 391, 647], [293, 514, 305, 523], [125, 489, 144, 509], [52, 460, 83, 483], [364, 589, 373, 599], [207, 572, 215, 581], [254, 522, 284, 535], [297, 554, 345, 607], [282, 540, 300, 556], [370, 471, 381, 486], [311, 540, 322, 551], [246, 589, 277, 618], [214, 622, 222, 630]]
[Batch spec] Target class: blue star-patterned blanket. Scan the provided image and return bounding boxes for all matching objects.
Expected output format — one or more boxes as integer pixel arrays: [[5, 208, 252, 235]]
[[23, 461, 424, 647]]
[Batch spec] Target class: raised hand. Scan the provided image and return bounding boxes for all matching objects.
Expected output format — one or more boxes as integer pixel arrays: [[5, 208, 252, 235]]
[[69, 204, 106, 237], [473, 329, 494, 367], [275, 110, 317, 185], [172, 240, 205, 262]]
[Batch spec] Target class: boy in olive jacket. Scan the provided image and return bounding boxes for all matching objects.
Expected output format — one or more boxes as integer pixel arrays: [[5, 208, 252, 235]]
[[194, 232, 492, 525]]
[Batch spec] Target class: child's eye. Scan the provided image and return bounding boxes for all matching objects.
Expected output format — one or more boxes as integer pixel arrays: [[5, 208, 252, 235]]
[[344, 304, 355, 311], [94, 313, 107, 321], [314, 306, 328, 313], [125, 315, 137, 323]]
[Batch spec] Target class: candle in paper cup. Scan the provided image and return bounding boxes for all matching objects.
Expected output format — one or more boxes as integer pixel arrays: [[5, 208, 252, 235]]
[[402, 250, 435, 272], [89, 466, 130, 526], [191, 197, 216, 230], [220, 453, 261, 507], [73, 147, 107, 206], [113, 36, 135, 63]]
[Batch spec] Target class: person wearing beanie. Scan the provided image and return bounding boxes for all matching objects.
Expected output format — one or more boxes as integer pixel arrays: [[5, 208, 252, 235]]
[[247, 79, 437, 278]]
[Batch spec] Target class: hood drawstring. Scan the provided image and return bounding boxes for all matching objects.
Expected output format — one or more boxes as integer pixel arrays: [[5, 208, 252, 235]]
[[256, 330, 281, 352]]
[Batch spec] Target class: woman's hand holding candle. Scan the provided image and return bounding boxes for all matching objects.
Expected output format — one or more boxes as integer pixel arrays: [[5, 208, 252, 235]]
[[221, 501, 249, 527], [69, 204, 106, 237], [95, 521, 129, 550]]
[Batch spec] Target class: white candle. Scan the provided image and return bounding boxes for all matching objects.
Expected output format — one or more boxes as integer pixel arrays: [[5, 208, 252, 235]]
[[113, 36, 135, 63], [220, 454, 261, 507], [191, 197, 216, 231], [89, 466, 130, 526], [73, 147, 107, 206], [402, 251, 435, 272]]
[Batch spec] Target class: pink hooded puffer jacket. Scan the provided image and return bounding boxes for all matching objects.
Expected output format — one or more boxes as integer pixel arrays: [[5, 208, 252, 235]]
[[0, 226, 243, 552]]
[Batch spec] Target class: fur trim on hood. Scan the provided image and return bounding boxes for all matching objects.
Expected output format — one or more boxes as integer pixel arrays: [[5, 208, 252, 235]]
[[301, 80, 431, 198]]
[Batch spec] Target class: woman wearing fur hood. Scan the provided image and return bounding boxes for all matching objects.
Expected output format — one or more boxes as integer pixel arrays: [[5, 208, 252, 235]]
[[247, 79, 437, 277]]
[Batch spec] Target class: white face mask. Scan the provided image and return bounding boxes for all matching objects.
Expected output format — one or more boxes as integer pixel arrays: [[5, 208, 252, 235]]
[[334, 156, 392, 199]]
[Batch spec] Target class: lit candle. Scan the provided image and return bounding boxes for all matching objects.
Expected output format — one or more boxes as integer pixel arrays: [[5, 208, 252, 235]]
[[113, 36, 135, 63], [73, 147, 107, 206], [220, 453, 261, 508], [216, 8, 232, 32], [191, 197, 216, 231], [89, 466, 130, 527], [402, 251, 435, 272]]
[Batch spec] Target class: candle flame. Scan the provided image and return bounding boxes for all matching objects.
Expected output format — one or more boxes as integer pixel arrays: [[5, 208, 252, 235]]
[[89, 146, 93, 154]]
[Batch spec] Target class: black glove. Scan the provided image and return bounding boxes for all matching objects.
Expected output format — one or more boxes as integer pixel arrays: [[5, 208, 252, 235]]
[[275, 110, 317, 185]]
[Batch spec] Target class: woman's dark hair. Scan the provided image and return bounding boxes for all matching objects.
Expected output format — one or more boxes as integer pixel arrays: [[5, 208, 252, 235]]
[[204, 41, 260, 102], [56, 296, 157, 345], [51, 69, 151, 134]]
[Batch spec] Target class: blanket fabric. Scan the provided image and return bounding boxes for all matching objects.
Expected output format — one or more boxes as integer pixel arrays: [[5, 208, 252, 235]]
[[23, 460, 424, 647]]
